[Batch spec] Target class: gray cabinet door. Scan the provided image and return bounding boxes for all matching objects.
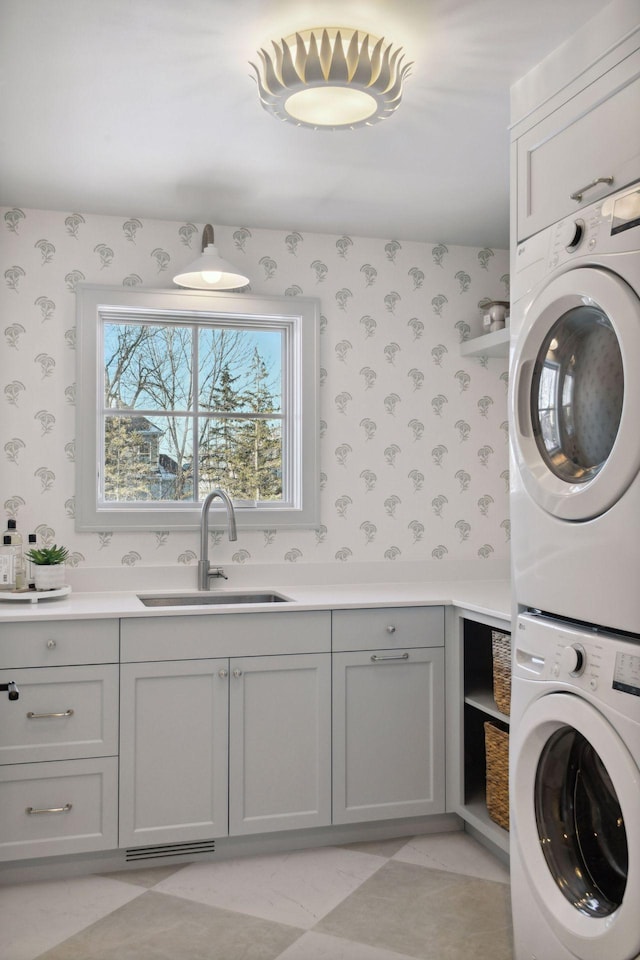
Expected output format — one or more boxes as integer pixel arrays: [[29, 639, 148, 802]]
[[119, 659, 229, 848], [333, 648, 445, 824], [229, 653, 331, 835]]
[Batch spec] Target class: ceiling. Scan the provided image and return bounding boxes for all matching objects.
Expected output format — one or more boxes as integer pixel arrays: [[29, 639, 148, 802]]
[[0, 0, 605, 249]]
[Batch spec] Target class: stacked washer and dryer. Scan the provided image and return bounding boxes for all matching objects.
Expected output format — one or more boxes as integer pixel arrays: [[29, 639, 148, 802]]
[[508, 181, 640, 959]]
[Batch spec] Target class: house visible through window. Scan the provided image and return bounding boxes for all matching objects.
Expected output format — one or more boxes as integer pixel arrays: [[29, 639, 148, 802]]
[[76, 287, 319, 531]]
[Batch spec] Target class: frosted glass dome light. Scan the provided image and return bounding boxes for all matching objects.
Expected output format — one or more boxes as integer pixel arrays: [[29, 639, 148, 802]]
[[250, 27, 412, 130]]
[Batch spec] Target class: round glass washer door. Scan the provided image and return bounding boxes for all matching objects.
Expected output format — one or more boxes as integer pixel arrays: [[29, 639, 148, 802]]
[[512, 692, 640, 960], [535, 726, 627, 919], [511, 267, 640, 520]]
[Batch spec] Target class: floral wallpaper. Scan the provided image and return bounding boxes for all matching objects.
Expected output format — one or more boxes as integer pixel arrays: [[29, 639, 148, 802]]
[[1, 207, 510, 572]]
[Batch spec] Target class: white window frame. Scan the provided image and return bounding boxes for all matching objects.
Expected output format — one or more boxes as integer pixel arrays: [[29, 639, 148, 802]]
[[75, 285, 320, 531]]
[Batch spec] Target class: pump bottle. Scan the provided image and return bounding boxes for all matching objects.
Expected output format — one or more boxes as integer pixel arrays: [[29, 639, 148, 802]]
[[5, 519, 25, 590], [0, 535, 16, 590]]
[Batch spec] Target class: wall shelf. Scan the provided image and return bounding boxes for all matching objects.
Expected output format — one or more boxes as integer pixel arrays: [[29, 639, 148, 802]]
[[460, 327, 509, 358]]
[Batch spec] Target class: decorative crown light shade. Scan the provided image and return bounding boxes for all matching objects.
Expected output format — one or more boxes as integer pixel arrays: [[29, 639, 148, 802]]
[[250, 27, 412, 130], [173, 224, 249, 290]]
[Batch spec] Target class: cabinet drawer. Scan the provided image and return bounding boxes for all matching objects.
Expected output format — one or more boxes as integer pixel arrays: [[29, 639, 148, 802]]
[[0, 619, 119, 668], [332, 606, 444, 652], [0, 665, 118, 764], [121, 610, 331, 661], [0, 757, 118, 861]]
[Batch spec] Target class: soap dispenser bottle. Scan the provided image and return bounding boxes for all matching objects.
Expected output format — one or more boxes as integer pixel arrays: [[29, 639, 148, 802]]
[[26, 533, 37, 589], [0, 535, 16, 590], [5, 519, 25, 590]]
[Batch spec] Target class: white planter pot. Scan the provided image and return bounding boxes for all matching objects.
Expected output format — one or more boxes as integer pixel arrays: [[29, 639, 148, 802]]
[[34, 563, 66, 591]]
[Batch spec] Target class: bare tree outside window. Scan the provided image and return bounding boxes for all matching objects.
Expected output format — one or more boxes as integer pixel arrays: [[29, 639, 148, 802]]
[[102, 320, 283, 504]]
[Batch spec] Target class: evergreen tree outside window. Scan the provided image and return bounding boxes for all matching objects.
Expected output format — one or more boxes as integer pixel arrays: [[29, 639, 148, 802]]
[[76, 287, 319, 531]]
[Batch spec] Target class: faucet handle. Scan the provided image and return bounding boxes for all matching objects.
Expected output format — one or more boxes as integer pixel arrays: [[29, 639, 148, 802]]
[[209, 567, 228, 581]]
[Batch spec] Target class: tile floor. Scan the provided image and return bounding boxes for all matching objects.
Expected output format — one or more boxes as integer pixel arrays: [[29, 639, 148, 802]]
[[1, 831, 513, 960]]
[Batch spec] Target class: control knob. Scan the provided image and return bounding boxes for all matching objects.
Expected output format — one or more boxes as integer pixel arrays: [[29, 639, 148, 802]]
[[559, 643, 586, 677], [559, 219, 585, 252]]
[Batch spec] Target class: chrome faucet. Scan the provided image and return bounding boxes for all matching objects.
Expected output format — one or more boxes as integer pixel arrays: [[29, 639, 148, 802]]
[[198, 488, 238, 590]]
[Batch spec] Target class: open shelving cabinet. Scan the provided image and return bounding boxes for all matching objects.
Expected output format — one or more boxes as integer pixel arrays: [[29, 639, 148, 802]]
[[446, 606, 511, 856]]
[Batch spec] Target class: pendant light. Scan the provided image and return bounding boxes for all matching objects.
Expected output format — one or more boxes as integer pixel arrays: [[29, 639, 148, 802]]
[[173, 224, 249, 290]]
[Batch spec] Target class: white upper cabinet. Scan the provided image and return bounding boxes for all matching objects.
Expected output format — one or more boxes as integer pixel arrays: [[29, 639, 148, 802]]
[[511, 2, 640, 243], [515, 50, 640, 242]]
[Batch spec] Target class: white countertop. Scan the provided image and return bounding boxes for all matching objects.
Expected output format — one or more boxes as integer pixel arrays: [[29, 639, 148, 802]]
[[0, 579, 511, 623]]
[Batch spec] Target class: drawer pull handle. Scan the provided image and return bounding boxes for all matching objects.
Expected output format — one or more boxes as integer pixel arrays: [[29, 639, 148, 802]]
[[386, 625, 396, 634], [27, 709, 74, 720], [47, 639, 57, 649], [570, 176, 613, 202], [371, 652, 409, 662], [26, 803, 72, 815]]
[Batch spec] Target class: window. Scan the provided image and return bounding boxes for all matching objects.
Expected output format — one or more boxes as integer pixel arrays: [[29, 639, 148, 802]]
[[76, 286, 319, 531]]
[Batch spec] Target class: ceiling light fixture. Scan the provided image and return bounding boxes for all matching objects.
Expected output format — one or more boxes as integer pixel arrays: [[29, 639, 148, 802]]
[[173, 224, 249, 290], [250, 27, 412, 130]]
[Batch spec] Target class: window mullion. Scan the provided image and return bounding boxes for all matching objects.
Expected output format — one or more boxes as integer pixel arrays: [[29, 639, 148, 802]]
[[192, 323, 200, 502]]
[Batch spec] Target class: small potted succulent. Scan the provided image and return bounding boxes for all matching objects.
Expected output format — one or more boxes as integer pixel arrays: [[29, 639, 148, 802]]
[[24, 544, 69, 591]]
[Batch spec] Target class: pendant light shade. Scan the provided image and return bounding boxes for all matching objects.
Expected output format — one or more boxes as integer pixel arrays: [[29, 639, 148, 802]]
[[250, 27, 412, 130], [173, 225, 249, 290]]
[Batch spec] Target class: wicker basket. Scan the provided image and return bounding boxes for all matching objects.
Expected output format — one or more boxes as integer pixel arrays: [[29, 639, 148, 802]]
[[491, 630, 511, 716], [484, 722, 509, 831]]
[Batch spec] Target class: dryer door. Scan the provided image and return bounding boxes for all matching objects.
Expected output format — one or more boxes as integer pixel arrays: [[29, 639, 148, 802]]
[[510, 266, 640, 520], [512, 692, 640, 960]]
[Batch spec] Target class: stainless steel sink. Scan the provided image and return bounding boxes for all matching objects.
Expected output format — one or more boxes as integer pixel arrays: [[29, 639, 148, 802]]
[[137, 591, 291, 607]]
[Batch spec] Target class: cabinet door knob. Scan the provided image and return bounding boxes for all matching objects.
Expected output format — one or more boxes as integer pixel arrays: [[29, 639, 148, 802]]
[[386, 625, 396, 634], [232, 669, 243, 679], [218, 669, 228, 679], [47, 639, 56, 649]]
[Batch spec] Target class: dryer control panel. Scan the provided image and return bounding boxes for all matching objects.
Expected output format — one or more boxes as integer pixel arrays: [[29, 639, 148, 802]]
[[511, 179, 640, 305], [613, 651, 640, 698], [547, 179, 640, 271], [551, 637, 603, 689], [515, 613, 640, 718]]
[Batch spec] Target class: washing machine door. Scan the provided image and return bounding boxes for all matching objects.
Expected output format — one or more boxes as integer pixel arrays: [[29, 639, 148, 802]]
[[512, 691, 640, 960], [510, 266, 640, 520]]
